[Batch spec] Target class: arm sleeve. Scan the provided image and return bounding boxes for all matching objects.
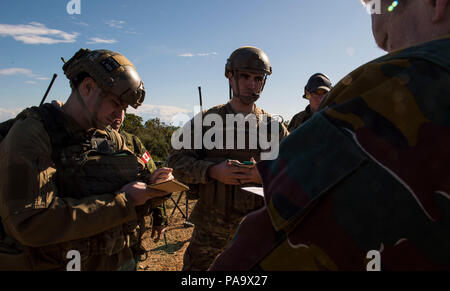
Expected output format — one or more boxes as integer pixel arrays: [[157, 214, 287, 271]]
[[167, 148, 215, 184], [287, 114, 298, 132], [167, 116, 215, 184], [0, 118, 137, 247], [132, 135, 157, 173]]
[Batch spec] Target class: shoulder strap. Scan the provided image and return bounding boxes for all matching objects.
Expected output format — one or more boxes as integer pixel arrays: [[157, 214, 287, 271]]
[[32, 104, 72, 163], [0, 107, 40, 143], [0, 118, 17, 142], [107, 127, 125, 151]]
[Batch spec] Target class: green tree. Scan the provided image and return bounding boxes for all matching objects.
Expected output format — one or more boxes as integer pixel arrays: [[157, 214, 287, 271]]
[[122, 114, 179, 163], [122, 113, 144, 135]]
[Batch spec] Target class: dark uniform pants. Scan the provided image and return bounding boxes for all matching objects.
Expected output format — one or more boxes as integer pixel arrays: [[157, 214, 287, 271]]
[[182, 205, 245, 271], [182, 223, 238, 271]]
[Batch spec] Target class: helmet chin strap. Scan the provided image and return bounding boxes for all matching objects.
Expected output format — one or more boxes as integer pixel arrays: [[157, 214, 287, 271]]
[[231, 70, 265, 105], [75, 88, 108, 130]]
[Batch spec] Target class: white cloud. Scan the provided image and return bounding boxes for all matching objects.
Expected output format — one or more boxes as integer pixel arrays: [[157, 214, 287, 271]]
[[0, 107, 23, 122], [0, 22, 79, 45], [104, 20, 141, 35], [127, 104, 192, 125], [178, 53, 194, 57], [87, 37, 117, 44], [0, 68, 33, 76], [197, 52, 218, 57], [105, 20, 125, 29], [177, 52, 218, 57], [0, 67, 51, 82], [69, 16, 89, 27]]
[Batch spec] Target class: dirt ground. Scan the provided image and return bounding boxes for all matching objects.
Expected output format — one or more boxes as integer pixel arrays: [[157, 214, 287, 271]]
[[137, 192, 196, 271]]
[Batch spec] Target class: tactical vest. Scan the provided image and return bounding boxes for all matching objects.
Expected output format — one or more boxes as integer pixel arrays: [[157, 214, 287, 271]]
[[0, 103, 147, 270], [192, 103, 284, 220]]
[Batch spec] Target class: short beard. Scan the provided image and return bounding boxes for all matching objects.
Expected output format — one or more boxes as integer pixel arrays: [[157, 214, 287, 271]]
[[237, 94, 259, 105]]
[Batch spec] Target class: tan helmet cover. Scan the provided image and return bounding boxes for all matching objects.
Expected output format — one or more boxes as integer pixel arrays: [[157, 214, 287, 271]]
[[63, 49, 145, 109], [225, 46, 272, 77]]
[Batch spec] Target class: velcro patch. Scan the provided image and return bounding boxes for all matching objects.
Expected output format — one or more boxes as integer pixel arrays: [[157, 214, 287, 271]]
[[100, 57, 121, 72], [140, 151, 151, 164]]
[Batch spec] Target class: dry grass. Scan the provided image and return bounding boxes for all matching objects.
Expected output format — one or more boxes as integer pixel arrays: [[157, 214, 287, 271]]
[[137, 192, 196, 271]]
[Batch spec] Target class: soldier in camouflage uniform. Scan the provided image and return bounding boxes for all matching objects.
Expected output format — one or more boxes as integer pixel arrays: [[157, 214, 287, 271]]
[[0, 49, 174, 270], [210, 0, 450, 270], [287, 73, 332, 132], [168, 46, 289, 270], [111, 110, 167, 243]]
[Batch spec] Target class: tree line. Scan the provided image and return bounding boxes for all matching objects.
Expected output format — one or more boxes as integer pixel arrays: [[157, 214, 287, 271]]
[[121, 113, 179, 164], [121, 113, 291, 164]]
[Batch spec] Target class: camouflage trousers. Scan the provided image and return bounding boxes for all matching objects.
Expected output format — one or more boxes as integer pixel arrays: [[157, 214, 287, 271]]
[[182, 208, 243, 271]]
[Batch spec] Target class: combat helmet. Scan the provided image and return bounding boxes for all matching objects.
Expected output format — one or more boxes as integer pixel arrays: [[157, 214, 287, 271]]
[[62, 49, 145, 109], [225, 46, 272, 77], [225, 46, 272, 100]]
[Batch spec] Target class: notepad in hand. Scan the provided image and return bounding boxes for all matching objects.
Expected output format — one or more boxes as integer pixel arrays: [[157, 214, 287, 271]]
[[241, 187, 265, 198], [148, 179, 190, 193]]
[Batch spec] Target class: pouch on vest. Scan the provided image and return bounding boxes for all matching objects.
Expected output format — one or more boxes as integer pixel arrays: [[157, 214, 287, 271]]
[[57, 150, 143, 199]]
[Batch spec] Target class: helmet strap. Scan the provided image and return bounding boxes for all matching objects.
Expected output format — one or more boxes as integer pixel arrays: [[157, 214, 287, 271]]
[[231, 70, 266, 104], [75, 87, 106, 129], [233, 70, 241, 99], [75, 88, 95, 128], [91, 90, 108, 129], [261, 75, 268, 93]]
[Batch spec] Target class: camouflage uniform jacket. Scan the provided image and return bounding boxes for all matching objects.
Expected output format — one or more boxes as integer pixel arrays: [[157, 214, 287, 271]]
[[120, 130, 157, 174], [119, 130, 166, 227], [168, 102, 289, 224], [210, 35, 450, 271], [287, 105, 313, 132], [0, 103, 144, 271]]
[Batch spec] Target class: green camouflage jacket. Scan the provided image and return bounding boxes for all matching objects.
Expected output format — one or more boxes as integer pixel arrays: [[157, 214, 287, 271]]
[[210, 35, 450, 271], [119, 130, 166, 227], [168, 102, 289, 223], [0, 104, 141, 270], [287, 105, 313, 132]]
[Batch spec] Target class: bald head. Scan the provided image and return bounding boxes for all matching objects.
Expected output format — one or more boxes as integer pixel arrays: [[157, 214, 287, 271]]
[[363, 0, 450, 52]]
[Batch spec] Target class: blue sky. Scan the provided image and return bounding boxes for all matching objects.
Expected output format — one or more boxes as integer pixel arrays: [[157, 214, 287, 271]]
[[0, 0, 386, 124]]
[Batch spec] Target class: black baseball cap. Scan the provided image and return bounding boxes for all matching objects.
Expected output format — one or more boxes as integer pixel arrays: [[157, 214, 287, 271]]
[[303, 73, 332, 99]]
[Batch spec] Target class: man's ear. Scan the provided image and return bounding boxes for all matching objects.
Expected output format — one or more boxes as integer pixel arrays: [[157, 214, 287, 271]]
[[78, 77, 98, 97], [425, 0, 449, 22]]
